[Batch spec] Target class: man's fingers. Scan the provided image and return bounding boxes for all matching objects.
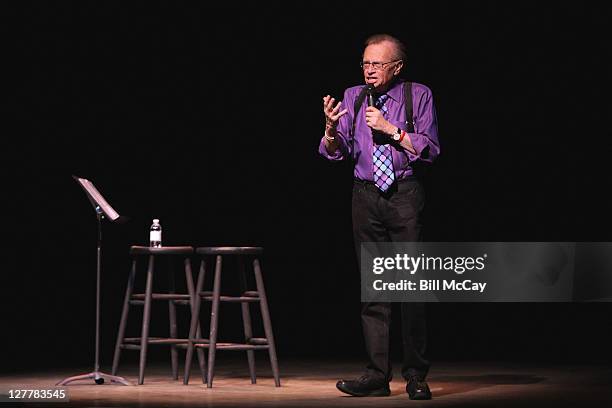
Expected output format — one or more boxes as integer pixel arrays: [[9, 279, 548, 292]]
[[323, 95, 333, 112], [330, 101, 342, 115], [323, 96, 346, 125], [331, 109, 348, 121], [324, 98, 332, 111], [325, 98, 338, 115], [328, 98, 335, 111], [365, 108, 381, 118]]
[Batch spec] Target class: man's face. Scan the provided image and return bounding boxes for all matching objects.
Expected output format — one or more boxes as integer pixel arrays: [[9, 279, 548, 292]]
[[362, 41, 403, 91]]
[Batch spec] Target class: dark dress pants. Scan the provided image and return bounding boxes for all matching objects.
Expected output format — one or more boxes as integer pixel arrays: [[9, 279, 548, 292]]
[[352, 177, 430, 382]]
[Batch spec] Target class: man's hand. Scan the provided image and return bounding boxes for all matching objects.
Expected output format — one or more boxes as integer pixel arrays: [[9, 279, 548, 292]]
[[323, 95, 348, 131], [365, 106, 395, 135]]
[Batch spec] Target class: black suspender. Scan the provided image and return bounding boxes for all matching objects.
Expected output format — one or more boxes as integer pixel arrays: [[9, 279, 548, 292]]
[[352, 85, 369, 138], [403, 81, 414, 133]]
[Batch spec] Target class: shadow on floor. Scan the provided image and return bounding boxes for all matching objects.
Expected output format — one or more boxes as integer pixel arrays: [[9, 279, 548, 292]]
[[427, 373, 546, 397]]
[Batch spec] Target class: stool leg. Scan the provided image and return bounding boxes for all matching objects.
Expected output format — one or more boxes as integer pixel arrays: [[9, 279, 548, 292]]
[[139, 255, 155, 385], [239, 257, 256, 384], [167, 258, 179, 380], [184, 258, 206, 385], [184, 257, 207, 384], [112, 258, 137, 376], [207, 255, 223, 388], [253, 258, 281, 387]]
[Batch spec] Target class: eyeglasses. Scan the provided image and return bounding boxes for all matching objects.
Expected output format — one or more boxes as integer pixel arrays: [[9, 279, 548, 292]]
[[360, 59, 401, 70]]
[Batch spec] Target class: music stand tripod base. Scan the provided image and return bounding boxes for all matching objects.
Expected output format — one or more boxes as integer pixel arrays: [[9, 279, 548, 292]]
[[57, 371, 131, 386]]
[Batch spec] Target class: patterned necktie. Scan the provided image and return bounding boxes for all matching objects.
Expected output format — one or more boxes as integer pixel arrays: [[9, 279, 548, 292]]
[[372, 94, 395, 192]]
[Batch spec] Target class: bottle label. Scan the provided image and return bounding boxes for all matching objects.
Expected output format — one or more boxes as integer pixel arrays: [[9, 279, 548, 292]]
[[150, 231, 162, 242]]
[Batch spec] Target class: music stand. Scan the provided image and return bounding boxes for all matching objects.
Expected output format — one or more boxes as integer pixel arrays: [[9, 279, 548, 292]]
[[57, 176, 131, 386]]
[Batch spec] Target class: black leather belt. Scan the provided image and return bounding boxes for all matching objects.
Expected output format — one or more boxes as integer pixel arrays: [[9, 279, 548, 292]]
[[354, 175, 418, 185]]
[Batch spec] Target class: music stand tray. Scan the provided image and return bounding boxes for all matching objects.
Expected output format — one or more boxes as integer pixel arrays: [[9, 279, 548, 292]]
[[57, 176, 131, 386]]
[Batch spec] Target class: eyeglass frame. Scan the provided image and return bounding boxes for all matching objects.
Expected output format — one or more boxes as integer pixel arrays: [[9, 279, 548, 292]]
[[360, 59, 402, 71]]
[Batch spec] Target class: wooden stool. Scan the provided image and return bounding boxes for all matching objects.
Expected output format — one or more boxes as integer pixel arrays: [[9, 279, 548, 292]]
[[111, 246, 206, 385], [183, 247, 280, 387]]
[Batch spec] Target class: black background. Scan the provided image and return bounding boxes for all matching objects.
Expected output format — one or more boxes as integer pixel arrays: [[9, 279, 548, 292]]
[[6, 2, 612, 372]]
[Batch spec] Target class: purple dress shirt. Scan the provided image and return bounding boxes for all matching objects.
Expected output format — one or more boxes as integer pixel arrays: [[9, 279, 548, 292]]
[[319, 80, 440, 181]]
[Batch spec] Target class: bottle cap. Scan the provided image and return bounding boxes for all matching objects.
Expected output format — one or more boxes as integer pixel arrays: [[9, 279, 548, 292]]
[[153, 219, 159, 224]]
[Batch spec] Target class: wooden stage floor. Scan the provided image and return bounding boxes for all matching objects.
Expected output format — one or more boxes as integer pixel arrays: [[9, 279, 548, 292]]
[[2, 359, 611, 407]]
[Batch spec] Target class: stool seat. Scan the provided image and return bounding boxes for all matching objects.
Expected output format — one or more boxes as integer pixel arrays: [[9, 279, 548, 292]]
[[130, 246, 194, 255], [196, 246, 263, 255]]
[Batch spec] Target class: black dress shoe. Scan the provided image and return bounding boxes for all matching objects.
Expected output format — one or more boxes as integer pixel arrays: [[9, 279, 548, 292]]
[[406, 376, 432, 400], [336, 376, 391, 397]]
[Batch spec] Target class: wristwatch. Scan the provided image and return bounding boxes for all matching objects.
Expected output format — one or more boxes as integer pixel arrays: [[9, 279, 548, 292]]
[[392, 127, 402, 141]]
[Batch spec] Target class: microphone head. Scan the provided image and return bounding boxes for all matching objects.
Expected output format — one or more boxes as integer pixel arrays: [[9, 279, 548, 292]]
[[366, 84, 375, 107]]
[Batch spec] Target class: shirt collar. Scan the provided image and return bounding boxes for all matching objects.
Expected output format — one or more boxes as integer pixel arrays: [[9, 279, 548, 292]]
[[385, 79, 404, 103]]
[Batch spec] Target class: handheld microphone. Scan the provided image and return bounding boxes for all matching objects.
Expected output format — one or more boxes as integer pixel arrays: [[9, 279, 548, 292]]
[[366, 84, 375, 107]]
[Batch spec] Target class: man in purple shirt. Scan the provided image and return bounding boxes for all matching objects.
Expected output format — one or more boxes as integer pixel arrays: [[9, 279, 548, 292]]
[[319, 34, 439, 400]]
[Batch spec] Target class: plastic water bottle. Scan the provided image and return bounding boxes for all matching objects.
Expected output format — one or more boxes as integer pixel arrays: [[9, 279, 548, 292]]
[[150, 219, 162, 248]]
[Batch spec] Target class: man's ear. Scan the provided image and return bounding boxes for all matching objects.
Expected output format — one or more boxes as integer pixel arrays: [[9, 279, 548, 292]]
[[394, 60, 404, 76]]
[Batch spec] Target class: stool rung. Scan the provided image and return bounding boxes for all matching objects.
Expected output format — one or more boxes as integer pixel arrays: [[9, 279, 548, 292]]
[[131, 293, 192, 300], [175, 338, 209, 349], [129, 299, 192, 306], [201, 291, 259, 297], [175, 338, 210, 346], [248, 338, 269, 345], [123, 337, 189, 345], [199, 294, 260, 302], [193, 342, 270, 351]]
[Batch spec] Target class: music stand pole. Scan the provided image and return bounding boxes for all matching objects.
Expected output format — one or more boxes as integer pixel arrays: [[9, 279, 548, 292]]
[[57, 181, 131, 386]]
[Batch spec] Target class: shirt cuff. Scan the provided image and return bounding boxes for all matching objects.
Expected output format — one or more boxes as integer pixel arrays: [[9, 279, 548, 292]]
[[406, 132, 430, 162], [318, 136, 344, 160]]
